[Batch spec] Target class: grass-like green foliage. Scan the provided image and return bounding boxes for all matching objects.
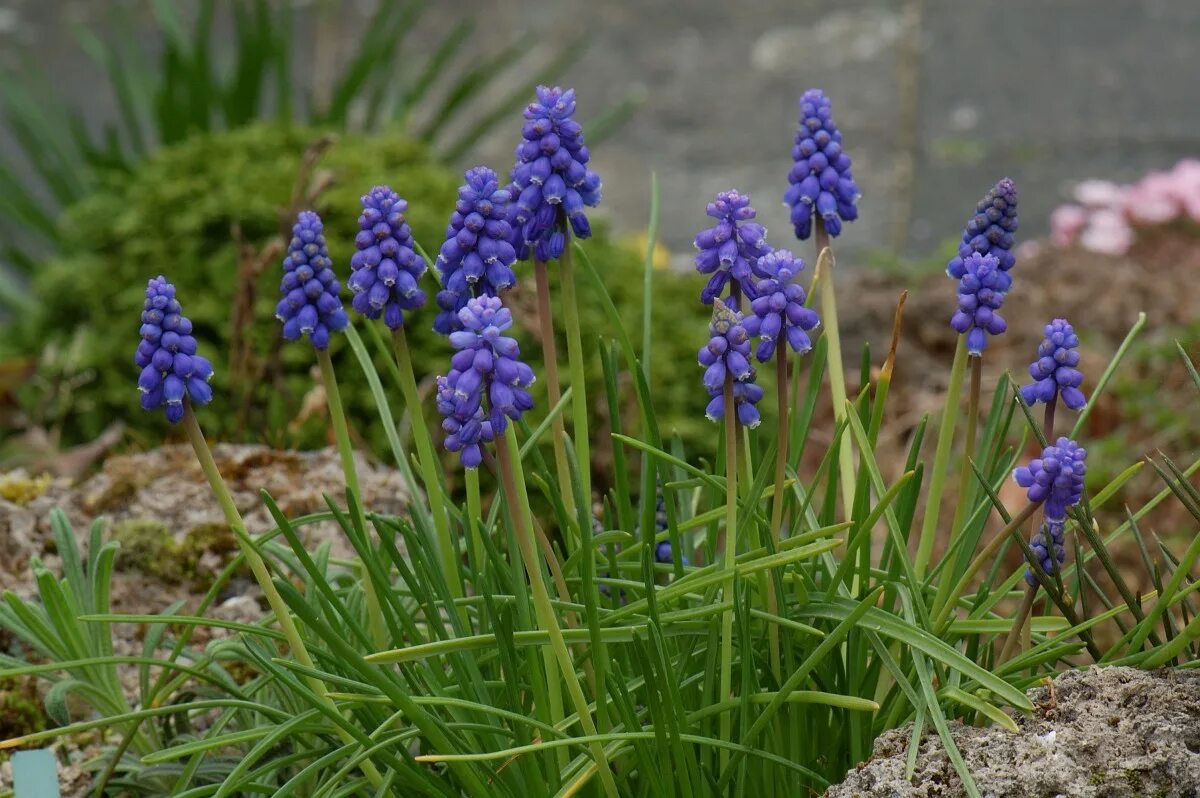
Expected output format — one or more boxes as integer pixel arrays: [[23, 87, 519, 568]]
[[4, 124, 709, 458], [2, 203, 1198, 795]]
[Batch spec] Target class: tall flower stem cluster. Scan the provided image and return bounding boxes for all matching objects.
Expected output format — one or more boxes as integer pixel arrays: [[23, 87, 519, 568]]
[[508, 86, 602, 537], [350, 186, 462, 603], [140, 274, 385, 789]]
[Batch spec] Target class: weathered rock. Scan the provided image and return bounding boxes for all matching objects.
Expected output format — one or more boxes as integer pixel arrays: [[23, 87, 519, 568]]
[[826, 667, 1200, 798], [5, 444, 410, 581]]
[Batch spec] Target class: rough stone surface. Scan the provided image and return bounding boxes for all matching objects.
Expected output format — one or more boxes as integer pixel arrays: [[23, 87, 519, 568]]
[[826, 667, 1200, 798], [0, 444, 411, 605]]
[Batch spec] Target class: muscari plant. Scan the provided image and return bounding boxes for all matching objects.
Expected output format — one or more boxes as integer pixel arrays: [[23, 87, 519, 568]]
[[2, 85, 1200, 798]]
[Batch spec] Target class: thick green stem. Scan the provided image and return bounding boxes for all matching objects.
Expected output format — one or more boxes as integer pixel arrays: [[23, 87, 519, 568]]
[[391, 328, 462, 603], [916, 335, 968, 579], [182, 405, 383, 788], [719, 377, 738, 772], [496, 426, 618, 797], [766, 349, 788, 683], [317, 348, 386, 649], [932, 354, 982, 613], [533, 258, 578, 533], [464, 466, 484, 589], [814, 233, 855, 522], [560, 240, 593, 524]]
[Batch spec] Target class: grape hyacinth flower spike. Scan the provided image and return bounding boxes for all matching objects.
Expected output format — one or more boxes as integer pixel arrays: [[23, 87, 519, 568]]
[[508, 85, 601, 261], [136, 276, 215, 423], [437, 295, 535, 468], [434, 166, 518, 335], [1014, 438, 1087, 585], [698, 299, 763, 427], [743, 249, 820, 362], [1013, 437, 1088, 522], [694, 190, 772, 305], [348, 186, 426, 329], [276, 211, 349, 349], [1020, 318, 1086, 411], [784, 88, 860, 240], [949, 252, 1008, 355], [947, 178, 1019, 290]]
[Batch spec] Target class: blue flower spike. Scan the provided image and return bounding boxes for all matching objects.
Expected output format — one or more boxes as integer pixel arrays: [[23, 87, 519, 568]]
[[434, 167, 519, 335], [698, 299, 764, 428], [508, 86, 601, 262], [1020, 318, 1087, 411], [348, 186, 426, 329], [949, 252, 1008, 355], [784, 89, 860, 241], [947, 178, 1019, 290], [136, 276, 215, 424], [276, 211, 348, 350], [694, 190, 772, 306], [437, 295, 536, 468], [743, 249, 820, 362]]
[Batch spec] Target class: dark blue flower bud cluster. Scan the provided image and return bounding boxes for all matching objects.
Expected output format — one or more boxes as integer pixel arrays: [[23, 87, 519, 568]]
[[742, 249, 820, 362], [276, 211, 348, 350], [947, 178, 1018, 290], [348, 186, 426, 329], [698, 300, 763, 428], [1013, 437, 1088, 522], [694, 190, 771, 305], [509, 86, 601, 262], [949, 252, 1008, 355], [1020, 318, 1086, 411], [136, 276, 214, 424], [1025, 519, 1067, 587], [438, 296, 535, 468], [434, 167, 519, 335], [784, 89, 860, 240]]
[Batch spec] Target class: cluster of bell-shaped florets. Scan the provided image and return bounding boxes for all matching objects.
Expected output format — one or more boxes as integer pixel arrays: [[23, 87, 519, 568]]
[[508, 86, 602, 262], [694, 190, 772, 305], [742, 249, 820, 361], [1020, 318, 1086, 411], [947, 178, 1019, 290], [784, 89, 860, 240], [438, 295, 535, 468], [699, 299, 764, 427], [434, 167, 519, 335], [348, 186, 426, 329], [1025, 519, 1067, 587], [1014, 437, 1088, 522], [949, 252, 1009, 355], [276, 211, 348, 350], [136, 276, 214, 424]]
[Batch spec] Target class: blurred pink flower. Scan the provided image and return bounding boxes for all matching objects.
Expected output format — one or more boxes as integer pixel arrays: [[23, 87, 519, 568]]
[[1074, 180, 1124, 207], [1078, 209, 1133, 256], [1050, 204, 1087, 246]]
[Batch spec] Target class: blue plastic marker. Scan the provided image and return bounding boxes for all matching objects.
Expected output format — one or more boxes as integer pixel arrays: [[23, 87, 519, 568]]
[[11, 749, 61, 798]]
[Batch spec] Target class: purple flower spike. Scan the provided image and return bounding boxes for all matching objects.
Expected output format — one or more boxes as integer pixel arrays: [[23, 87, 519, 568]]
[[508, 86, 601, 262], [699, 299, 763, 427], [136, 276, 214, 424], [437, 295, 535, 468], [276, 211, 348, 350], [1025, 519, 1067, 587], [947, 178, 1019, 290], [784, 89, 860, 241], [742, 249, 820, 362], [1020, 318, 1086, 411], [348, 186, 426, 330], [949, 252, 1008, 355], [1013, 437, 1088, 522], [694, 190, 772, 305], [434, 167, 519, 335]]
